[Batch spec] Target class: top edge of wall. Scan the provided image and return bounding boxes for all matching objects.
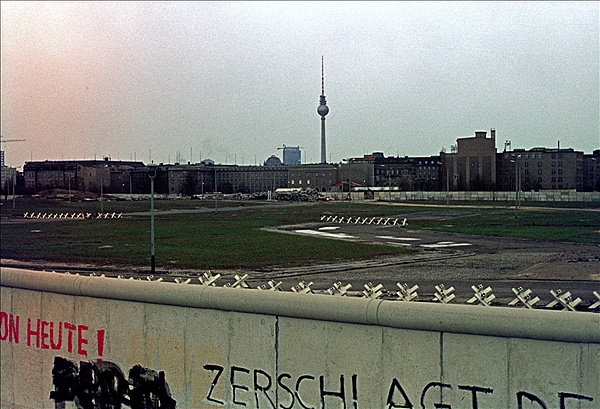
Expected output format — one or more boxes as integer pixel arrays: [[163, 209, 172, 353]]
[[1, 267, 598, 344]]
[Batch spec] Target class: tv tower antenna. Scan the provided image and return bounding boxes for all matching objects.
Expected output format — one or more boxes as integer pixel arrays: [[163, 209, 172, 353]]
[[317, 56, 329, 164], [321, 56, 325, 95]]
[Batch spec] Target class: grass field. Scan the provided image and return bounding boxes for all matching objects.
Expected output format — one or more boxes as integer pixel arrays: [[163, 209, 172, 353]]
[[1, 197, 598, 270]]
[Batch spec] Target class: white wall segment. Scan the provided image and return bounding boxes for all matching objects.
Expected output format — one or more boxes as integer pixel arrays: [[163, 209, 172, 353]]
[[1, 267, 598, 409]]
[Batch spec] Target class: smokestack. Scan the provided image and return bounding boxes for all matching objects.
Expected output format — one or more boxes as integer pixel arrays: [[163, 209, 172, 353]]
[[490, 128, 496, 139]]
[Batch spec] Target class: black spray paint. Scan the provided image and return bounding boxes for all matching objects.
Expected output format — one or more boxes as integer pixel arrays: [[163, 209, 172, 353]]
[[203, 364, 594, 409], [49, 356, 176, 409]]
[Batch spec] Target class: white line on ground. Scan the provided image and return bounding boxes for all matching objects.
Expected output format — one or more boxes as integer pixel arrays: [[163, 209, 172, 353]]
[[295, 230, 357, 239], [420, 242, 473, 248], [376, 236, 421, 241]]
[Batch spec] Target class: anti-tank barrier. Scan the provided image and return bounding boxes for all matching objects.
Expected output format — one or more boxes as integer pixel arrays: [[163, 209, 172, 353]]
[[1, 267, 598, 409], [2, 267, 598, 342], [23, 212, 123, 219]]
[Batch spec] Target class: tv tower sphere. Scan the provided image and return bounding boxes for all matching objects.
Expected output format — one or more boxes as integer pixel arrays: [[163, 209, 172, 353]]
[[317, 99, 329, 117]]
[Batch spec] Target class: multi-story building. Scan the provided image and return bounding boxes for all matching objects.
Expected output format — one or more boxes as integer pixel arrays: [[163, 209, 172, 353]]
[[211, 164, 289, 194], [497, 147, 583, 191], [414, 156, 443, 191], [281, 146, 302, 166], [373, 154, 417, 191], [23, 159, 146, 194], [17, 135, 600, 197], [23, 161, 78, 192], [288, 163, 338, 192], [1, 165, 16, 194], [583, 150, 600, 191], [442, 130, 498, 191], [343, 153, 441, 192], [166, 164, 213, 195], [340, 155, 376, 191]]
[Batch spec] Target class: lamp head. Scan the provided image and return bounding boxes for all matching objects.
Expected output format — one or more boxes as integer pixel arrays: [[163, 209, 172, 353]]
[[147, 163, 158, 177]]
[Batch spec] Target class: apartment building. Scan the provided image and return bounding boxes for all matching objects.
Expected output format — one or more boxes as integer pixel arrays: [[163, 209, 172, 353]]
[[497, 148, 583, 191]]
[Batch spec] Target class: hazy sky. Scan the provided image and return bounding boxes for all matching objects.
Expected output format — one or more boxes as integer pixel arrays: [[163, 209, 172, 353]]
[[1, 1, 598, 167]]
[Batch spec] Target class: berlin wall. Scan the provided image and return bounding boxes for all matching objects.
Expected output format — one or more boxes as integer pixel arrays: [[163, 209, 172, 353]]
[[1, 267, 598, 409]]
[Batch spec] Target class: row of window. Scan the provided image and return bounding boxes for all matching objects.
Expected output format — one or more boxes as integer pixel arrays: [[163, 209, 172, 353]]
[[375, 169, 415, 175], [290, 173, 333, 178], [290, 180, 334, 185]]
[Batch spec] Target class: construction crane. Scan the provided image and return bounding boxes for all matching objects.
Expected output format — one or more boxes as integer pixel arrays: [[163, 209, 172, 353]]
[[0, 138, 27, 144], [277, 144, 303, 151]]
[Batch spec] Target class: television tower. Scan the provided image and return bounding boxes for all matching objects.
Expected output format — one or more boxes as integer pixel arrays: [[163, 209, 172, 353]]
[[317, 56, 329, 164]]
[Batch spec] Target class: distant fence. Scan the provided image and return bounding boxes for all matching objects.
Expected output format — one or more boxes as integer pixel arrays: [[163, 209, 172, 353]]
[[348, 189, 600, 202], [1, 267, 598, 409]]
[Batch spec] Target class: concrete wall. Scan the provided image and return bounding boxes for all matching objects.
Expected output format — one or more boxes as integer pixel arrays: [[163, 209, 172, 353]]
[[1, 267, 598, 409]]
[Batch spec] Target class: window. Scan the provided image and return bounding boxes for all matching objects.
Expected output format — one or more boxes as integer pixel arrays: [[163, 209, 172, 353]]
[[538, 170, 542, 174], [538, 162, 542, 167], [551, 161, 556, 167], [558, 161, 562, 167]]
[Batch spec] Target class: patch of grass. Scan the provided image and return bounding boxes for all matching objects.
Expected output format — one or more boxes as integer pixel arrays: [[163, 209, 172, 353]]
[[3, 199, 597, 270], [409, 209, 600, 243], [1, 201, 416, 269]]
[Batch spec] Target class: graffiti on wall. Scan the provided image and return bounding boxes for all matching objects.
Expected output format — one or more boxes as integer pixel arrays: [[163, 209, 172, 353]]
[[203, 363, 595, 409], [0, 312, 176, 408], [50, 357, 176, 409], [2, 311, 596, 409], [0, 311, 105, 358]]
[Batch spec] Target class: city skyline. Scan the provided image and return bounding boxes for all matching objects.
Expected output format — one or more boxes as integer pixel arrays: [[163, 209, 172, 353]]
[[1, 1, 598, 168]]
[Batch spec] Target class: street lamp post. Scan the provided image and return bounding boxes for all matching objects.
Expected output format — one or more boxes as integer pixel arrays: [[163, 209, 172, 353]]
[[100, 176, 104, 214], [99, 164, 108, 214], [438, 160, 449, 206], [12, 169, 16, 209], [511, 155, 521, 219], [388, 170, 392, 203], [148, 163, 158, 274], [446, 170, 450, 206]]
